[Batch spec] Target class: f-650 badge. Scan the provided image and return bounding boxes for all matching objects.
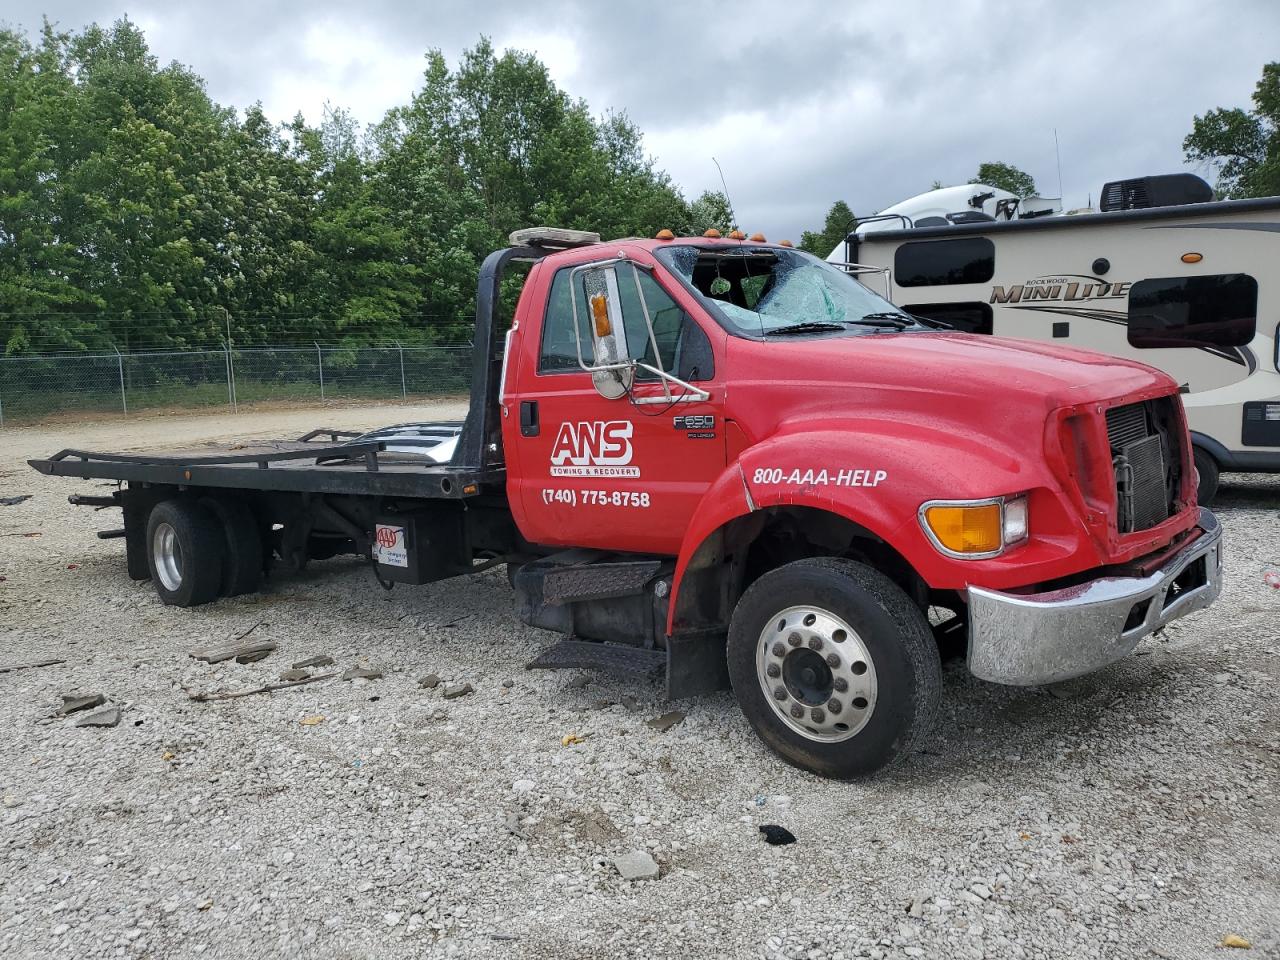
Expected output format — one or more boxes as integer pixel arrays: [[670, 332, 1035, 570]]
[[674, 415, 715, 430]]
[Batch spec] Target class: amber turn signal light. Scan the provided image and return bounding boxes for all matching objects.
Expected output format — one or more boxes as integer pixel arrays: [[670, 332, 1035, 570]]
[[921, 503, 1003, 555], [589, 293, 611, 337]]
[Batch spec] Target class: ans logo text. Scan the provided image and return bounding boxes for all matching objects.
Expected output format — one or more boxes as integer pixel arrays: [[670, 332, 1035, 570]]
[[550, 421, 639, 477], [990, 274, 1131, 305]]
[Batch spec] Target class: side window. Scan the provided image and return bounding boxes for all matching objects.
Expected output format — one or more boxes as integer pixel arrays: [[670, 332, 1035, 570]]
[[895, 238, 995, 287], [616, 264, 713, 382], [538, 268, 591, 373], [1128, 274, 1257, 350], [538, 262, 713, 381]]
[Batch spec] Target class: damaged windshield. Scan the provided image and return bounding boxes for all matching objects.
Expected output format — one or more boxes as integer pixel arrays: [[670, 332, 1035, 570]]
[[655, 245, 918, 338]]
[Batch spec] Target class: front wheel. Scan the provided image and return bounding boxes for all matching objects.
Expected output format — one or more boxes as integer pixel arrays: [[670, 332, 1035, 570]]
[[1193, 446, 1220, 505], [727, 558, 941, 778]]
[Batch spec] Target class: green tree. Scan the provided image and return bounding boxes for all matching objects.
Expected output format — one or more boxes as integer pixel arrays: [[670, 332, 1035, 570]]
[[799, 200, 857, 256], [1184, 61, 1280, 198], [970, 161, 1036, 197], [685, 190, 733, 235]]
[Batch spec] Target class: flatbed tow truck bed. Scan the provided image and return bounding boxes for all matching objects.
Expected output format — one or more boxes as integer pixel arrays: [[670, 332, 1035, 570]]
[[28, 424, 503, 500]]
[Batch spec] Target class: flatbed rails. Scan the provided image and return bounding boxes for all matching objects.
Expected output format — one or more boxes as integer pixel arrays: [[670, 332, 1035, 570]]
[[28, 433, 503, 499]]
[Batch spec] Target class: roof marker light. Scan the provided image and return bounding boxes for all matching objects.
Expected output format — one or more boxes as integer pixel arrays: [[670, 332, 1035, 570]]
[[703, 228, 722, 239], [749, 232, 766, 242], [728, 229, 746, 240], [778, 239, 794, 247], [655, 229, 675, 240]]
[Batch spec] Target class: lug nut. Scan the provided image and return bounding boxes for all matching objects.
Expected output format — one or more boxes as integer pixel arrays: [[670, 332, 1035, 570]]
[[771, 642, 786, 658], [766, 663, 781, 678], [825, 653, 840, 667], [790, 704, 804, 719], [773, 686, 788, 701], [811, 708, 825, 723], [827, 699, 842, 714], [833, 677, 848, 692], [807, 636, 823, 651], [787, 632, 802, 647]]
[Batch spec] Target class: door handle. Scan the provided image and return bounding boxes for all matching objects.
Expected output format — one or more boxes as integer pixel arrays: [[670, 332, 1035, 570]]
[[520, 400, 539, 437]]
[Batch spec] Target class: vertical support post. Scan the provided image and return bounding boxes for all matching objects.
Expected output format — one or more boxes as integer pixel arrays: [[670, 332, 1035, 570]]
[[222, 340, 235, 410], [226, 318, 238, 412], [114, 346, 128, 415], [0, 362, 5, 428], [396, 340, 406, 399], [315, 341, 325, 400]]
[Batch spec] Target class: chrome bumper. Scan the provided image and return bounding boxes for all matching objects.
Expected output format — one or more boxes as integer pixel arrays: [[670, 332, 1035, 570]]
[[966, 508, 1223, 686]]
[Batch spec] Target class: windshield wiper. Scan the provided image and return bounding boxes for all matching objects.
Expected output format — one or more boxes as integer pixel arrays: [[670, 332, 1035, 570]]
[[847, 312, 914, 330], [763, 321, 848, 336]]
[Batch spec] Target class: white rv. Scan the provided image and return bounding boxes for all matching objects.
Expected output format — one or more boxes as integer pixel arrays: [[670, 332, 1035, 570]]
[[836, 174, 1280, 502]]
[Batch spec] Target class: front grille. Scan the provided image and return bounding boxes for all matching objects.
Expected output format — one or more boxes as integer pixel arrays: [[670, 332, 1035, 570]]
[[1105, 399, 1183, 533]]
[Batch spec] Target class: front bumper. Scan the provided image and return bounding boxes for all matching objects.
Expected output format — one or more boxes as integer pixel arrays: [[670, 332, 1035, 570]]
[[966, 508, 1223, 686]]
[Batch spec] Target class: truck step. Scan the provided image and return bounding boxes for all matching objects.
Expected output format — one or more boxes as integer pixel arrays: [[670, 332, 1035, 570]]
[[526, 639, 665, 682], [541, 559, 664, 605]]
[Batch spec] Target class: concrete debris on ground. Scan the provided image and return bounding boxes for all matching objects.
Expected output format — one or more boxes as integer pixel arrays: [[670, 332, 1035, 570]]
[[190, 640, 276, 664], [417, 673, 441, 689], [645, 709, 685, 731], [57, 693, 106, 715], [278, 668, 311, 682], [73, 704, 120, 728], [291, 655, 334, 669], [340, 667, 383, 681], [613, 850, 660, 881], [442, 681, 474, 700], [0, 494, 33, 506]]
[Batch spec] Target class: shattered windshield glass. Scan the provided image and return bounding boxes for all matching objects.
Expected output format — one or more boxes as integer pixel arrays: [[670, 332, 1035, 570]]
[[655, 245, 909, 337]]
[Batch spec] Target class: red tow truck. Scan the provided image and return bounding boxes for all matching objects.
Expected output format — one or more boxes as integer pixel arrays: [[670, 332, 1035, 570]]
[[31, 227, 1224, 777]]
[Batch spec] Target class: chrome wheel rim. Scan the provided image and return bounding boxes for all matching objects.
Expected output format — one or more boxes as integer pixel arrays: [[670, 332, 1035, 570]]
[[756, 605, 877, 743], [152, 522, 183, 592]]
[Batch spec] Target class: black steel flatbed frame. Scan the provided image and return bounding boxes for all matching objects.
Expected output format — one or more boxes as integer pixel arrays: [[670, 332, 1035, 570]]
[[27, 243, 549, 502]]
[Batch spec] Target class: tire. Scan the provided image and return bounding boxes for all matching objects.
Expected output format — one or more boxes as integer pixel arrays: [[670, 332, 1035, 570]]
[[200, 496, 264, 597], [146, 499, 227, 607], [1193, 446, 1219, 505], [727, 557, 941, 779]]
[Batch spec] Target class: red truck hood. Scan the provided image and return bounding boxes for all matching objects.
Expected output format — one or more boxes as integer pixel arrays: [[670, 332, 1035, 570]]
[[730, 330, 1174, 408]]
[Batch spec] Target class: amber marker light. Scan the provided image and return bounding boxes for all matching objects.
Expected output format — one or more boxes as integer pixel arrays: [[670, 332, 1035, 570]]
[[1181, 252, 1203, 263], [703, 228, 722, 238], [655, 229, 675, 240], [778, 239, 794, 247], [590, 293, 612, 337], [749, 233, 766, 242], [922, 503, 1003, 555], [728, 229, 746, 240]]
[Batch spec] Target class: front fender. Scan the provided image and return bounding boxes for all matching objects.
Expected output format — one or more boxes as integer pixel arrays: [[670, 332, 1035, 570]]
[[667, 420, 1081, 634]]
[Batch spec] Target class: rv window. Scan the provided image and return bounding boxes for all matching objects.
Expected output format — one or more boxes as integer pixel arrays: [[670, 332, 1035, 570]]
[[900, 302, 992, 334], [895, 238, 995, 287], [1127, 274, 1257, 351]]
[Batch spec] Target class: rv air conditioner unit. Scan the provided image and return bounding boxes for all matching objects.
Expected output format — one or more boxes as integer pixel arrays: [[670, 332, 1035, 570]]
[[1099, 174, 1213, 212]]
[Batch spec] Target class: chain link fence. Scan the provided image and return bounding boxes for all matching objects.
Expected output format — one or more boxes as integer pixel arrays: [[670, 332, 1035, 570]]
[[0, 343, 474, 426]]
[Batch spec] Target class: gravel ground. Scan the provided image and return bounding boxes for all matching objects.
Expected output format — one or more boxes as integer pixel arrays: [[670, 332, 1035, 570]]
[[1, 404, 1278, 960]]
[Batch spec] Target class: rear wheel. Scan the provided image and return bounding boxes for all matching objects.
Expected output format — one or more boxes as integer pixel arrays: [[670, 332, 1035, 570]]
[[200, 496, 264, 597], [146, 499, 226, 607], [1193, 446, 1220, 505], [727, 558, 940, 778]]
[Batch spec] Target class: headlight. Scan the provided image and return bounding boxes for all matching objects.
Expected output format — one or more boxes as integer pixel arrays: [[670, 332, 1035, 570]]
[[919, 494, 1030, 559]]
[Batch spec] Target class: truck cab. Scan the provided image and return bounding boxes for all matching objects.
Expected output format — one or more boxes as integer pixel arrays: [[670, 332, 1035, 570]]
[[31, 227, 1224, 779]]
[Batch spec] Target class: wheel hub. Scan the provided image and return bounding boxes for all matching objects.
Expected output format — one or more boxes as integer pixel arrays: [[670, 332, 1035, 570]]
[[756, 605, 877, 743], [152, 521, 184, 592]]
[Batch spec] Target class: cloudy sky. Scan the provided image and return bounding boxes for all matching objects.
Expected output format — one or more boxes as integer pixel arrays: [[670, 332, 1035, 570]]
[[3, 0, 1276, 239]]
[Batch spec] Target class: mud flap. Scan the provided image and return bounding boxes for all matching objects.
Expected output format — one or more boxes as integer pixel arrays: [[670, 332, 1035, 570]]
[[665, 632, 730, 700]]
